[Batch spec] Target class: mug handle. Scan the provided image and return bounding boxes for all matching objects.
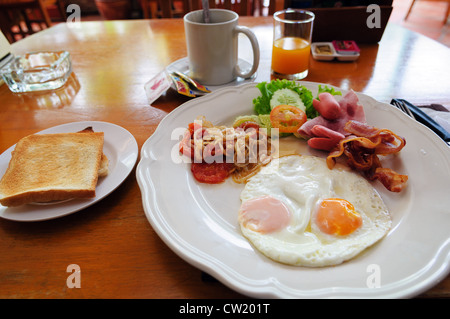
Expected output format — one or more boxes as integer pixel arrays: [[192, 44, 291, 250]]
[[233, 26, 260, 79]]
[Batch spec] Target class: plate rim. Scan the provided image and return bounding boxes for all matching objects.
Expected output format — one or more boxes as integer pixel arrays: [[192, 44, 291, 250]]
[[137, 81, 450, 298]]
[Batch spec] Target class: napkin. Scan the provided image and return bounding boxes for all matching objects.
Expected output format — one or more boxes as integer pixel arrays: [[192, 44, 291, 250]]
[[144, 69, 172, 105], [418, 104, 450, 134]]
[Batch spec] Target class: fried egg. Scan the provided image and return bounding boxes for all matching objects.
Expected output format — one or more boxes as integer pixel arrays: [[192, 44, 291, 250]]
[[238, 155, 391, 267]]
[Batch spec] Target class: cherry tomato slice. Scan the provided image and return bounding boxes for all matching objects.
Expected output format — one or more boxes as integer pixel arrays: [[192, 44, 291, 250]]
[[238, 121, 260, 131], [270, 105, 307, 133], [179, 129, 193, 158], [191, 162, 234, 184]]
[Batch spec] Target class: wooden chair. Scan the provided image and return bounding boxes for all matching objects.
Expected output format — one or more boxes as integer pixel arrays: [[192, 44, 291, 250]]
[[0, 0, 66, 43], [191, 0, 276, 16], [141, 0, 278, 18], [141, 0, 190, 19], [252, 0, 277, 16], [189, 0, 253, 16], [404, 0, 450, 25]]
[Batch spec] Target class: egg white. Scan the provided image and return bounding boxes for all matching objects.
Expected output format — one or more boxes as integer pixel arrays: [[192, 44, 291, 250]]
[[239, 155, 391, 267]]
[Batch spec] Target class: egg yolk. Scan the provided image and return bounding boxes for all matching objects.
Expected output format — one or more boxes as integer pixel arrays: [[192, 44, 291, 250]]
[[316, 198, 362, 236], [239, 195, 292, 234]]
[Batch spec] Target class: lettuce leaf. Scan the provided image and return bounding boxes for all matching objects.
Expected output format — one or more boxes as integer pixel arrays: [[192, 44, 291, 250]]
[[253, 79, 307, 115], [253, 82, 273, 115], [317, 84, 342, 98], [252, 80, 341, 119]]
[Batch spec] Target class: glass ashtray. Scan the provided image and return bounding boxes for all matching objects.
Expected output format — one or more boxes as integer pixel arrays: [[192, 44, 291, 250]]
[[0, 51, 72, 92]]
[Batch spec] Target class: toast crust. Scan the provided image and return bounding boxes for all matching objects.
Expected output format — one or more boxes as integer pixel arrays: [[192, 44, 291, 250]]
[[0, 131, 105, 207]]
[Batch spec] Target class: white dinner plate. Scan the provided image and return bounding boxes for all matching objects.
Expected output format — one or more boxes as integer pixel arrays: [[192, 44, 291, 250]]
[[166, 57, 257, 92], [0, 121, 138, 222], [136, 82, 450, 298]]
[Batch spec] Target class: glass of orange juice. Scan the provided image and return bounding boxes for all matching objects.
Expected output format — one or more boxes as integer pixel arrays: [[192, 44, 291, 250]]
[[271, 9, 315, 80]]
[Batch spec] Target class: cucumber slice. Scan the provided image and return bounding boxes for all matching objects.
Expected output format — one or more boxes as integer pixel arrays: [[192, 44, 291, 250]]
[[232, 115, 261, 128], [258, 114, 272, 129], [270, 88, 306, 112]]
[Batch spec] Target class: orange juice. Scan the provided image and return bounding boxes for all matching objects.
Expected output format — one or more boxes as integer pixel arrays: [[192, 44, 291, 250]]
[[271, 37, 311, 75]]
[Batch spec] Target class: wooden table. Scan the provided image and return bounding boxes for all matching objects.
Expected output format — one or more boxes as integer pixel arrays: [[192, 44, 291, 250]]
[[0, 17, 449, 299]]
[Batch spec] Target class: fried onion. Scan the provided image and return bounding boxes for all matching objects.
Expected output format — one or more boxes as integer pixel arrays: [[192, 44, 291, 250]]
[[183, 116, 273, 184]]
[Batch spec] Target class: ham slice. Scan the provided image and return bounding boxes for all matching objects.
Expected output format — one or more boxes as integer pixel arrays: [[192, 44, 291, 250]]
[[296, 89, 408, 192], [307, 125, 345, 151], [298, 90, 366, 151]]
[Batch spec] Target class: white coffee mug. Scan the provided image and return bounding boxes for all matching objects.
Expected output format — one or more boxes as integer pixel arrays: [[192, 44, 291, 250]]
[[184, 9, 260, 86]]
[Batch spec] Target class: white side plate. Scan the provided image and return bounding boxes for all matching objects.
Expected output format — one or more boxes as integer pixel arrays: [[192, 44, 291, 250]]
[[0, 121, 138, 222]]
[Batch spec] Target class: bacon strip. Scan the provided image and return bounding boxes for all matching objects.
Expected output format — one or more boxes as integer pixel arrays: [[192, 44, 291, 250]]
[[326, 120, 408, 192], [372, 168, 409, 193], [344, 120, 406, 155]]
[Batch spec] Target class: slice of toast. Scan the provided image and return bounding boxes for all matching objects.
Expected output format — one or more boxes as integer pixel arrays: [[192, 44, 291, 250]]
[[78, 127, 109, 177], [0, 130, 105, 207]]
